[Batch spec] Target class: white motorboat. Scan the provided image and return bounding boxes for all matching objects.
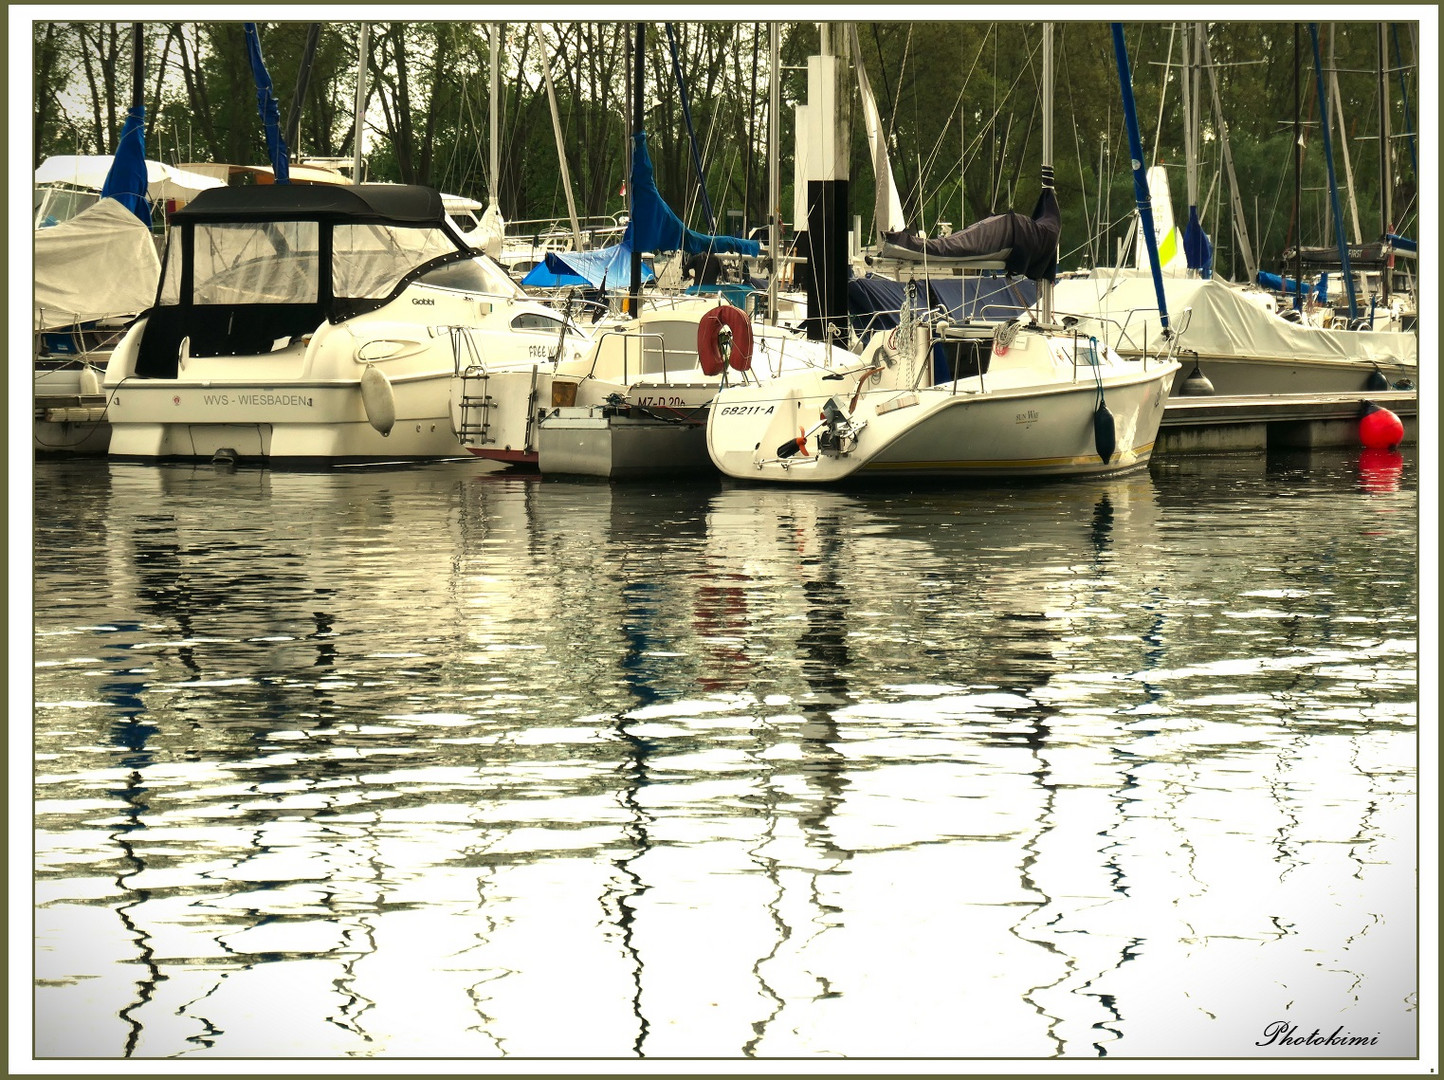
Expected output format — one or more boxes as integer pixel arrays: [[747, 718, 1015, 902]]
[[101, 183, 595, 466], [706, 292, 1180, 483]]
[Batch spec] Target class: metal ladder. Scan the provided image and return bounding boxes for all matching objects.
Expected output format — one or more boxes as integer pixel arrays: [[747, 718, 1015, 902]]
[[450, 327, 493, 448]]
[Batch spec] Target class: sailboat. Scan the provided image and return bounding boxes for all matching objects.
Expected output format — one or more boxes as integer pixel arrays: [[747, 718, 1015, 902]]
[[1051, 23, 1418, 398], [705, 25, 1180, 484], [452, 132, 852, 477], [454, 24, 856, 478]]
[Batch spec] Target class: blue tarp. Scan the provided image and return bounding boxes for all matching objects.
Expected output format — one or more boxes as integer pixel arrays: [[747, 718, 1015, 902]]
[[521, 243, 655, 289], [100, 106, 150, 225], [1257, 270, 1328, 302], [245, 23, 290, 184], [622, 132, 759, 258], [1386, 234, 1417, 254]]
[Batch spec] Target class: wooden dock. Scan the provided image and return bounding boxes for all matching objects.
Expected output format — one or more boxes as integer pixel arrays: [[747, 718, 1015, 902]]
[[1156, 390, 1418, 454]]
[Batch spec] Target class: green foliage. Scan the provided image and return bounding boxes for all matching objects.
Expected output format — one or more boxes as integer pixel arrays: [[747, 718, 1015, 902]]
[[32, 18, 1419, 275]]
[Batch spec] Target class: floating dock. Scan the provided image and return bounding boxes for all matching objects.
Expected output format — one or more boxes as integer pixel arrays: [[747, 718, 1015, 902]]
[[1156, 390, 1418, 454]]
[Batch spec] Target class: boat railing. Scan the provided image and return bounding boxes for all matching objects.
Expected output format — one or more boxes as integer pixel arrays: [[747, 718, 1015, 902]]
[[592, 328, 673, 385]]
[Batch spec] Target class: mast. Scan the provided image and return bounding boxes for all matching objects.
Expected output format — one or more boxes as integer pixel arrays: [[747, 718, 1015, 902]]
[[1110, 23, 1170, 333], [489, 23, 500, 213], [353, 23, 369, 182], [1202, 33, 1257, 282], [1041, 22, 1054, 324], [767, 22, 780, 327], [628, 22, 644, 318], [286, 23, 321, 157], [1377, 22, 1394, 305], [1307, 22, 1358, 320], [542, 49, 584, 248], [1292, 24, 1302, 313], [1327, 26, 1363, 244]]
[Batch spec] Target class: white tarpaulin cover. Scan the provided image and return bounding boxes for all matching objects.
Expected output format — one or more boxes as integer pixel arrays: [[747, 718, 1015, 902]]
[[34, 197, 162, 330], [1052, 273, 1417, 367], [34, 155, 226, 202]]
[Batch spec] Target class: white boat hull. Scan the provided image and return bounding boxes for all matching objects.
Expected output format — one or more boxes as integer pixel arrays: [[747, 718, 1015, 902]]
[[708, 330, 1180, 483]]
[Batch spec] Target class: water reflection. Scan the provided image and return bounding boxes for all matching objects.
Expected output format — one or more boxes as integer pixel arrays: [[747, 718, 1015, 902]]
[[29, 453, 1418, 1061]]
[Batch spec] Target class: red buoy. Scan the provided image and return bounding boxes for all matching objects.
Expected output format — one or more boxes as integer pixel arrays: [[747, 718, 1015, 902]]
[[1358, 400, 1404, 450]]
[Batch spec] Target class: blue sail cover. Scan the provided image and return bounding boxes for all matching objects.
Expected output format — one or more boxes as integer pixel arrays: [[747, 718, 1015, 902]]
[[1256, 271, 1328, 302], [622, 132, 758, 257], [245, 23, 290, 184], [1183, 205, 1213, 278], [521, 243, 655, 289], [99, 105, 150, 225]]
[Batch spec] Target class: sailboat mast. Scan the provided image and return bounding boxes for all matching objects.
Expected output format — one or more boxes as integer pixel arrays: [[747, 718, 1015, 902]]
[[1377, 22, 1394, 305], [541, 45, 583, 247], [628, 22, 645, 317], [489, 24, 500, 212], [1041, 22, 1054, 324], [353, 23, 369, 182], [1307, 22, 1358, 320], [768, 22, 781, 327]]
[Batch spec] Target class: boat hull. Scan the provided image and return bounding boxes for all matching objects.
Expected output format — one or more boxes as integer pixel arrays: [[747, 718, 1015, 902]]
[[103, 373, 468, 465], [708, 359, 1179, 483]]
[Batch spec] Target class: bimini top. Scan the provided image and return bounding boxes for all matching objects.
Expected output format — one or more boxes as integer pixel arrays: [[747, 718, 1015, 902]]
[[170, 183, 448, 225]]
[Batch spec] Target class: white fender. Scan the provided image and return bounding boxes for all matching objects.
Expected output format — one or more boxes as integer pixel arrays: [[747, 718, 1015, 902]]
[[361, 364, 397, 436], [78, 366, 102, 396]]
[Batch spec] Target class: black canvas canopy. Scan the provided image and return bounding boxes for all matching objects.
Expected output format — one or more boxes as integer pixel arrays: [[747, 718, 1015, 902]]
[[170, 183, 448, 225]]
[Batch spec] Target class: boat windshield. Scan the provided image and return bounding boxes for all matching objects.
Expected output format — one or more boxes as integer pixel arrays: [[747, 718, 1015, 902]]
[[416, 255, 526, 300], [157, 219, 459, 306]]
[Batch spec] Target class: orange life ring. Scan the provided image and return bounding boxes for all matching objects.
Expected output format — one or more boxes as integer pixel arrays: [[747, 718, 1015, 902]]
[[697, 305, 754, 375]]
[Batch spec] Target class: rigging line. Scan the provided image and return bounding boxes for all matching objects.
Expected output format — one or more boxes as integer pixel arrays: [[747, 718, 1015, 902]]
[[1059, 26, 1097, 253], [909, 29, 1041, 225], [1151, 23, 1178, 168], [910, 31, 995, 216]]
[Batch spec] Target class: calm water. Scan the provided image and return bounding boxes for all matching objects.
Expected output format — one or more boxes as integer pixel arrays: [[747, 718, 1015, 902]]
[[25, 449, 1421, 1063]]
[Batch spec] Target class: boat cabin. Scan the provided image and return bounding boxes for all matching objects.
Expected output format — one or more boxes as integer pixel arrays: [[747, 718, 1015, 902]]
[[134, 184, 501, 378]]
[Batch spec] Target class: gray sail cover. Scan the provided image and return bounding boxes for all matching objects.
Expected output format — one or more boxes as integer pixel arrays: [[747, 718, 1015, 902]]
[[881, 187, 1060, 281]]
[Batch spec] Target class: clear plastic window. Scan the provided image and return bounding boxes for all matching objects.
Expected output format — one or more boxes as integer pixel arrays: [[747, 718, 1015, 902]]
[[189, 221, 320, 305], [332, 224, 454, 299]]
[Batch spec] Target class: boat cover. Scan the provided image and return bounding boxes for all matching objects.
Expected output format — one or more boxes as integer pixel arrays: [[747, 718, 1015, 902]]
[[878, 187, 1060, 280], [1051, 274, 1417, 366], [522, 242, 655, 289], [35, 155, 225, 203], [847, 274, 1036, 340], [171, 183, 447, 225], [622, 132, 760, 258], [34, 197, 161, 330]]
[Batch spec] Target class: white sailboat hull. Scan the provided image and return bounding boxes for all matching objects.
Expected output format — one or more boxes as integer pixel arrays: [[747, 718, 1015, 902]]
[[708, 331, 1180, 483]]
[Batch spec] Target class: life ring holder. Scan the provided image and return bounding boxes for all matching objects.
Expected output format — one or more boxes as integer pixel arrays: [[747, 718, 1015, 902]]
[[698, 305, 754, 376]]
